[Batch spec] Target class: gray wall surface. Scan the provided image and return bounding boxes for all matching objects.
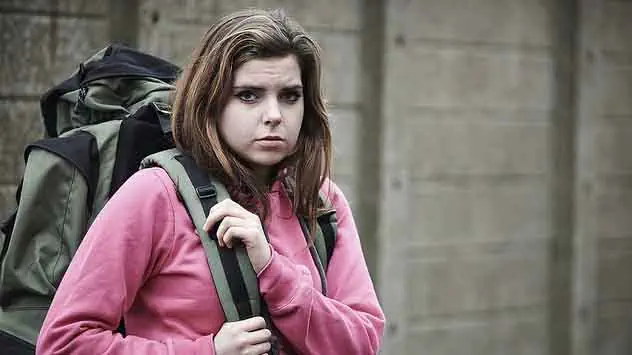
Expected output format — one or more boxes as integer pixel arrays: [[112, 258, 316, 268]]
[[1, 0, 632, 354], [380, 0, 555, 353]]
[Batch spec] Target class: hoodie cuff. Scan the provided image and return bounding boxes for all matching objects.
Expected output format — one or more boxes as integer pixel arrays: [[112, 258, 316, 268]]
[[257, 248, 306, 311], [256, 244, 274, 277]]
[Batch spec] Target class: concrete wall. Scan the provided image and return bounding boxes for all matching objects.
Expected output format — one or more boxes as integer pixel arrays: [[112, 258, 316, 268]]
[[573, 1, 632, 355], [379, 0, 553, 353], [377, 0, 632, 354], [2, 1, 632, 354]]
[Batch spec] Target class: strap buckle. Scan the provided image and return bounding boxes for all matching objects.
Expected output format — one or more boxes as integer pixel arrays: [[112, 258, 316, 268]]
[[195, 185, 216, 199]]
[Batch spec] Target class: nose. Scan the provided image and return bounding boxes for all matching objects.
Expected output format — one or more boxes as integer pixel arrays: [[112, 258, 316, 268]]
[[263, 98, 282, 126]]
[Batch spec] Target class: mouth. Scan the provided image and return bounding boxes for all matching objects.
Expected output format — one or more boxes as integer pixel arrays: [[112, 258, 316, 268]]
[[257, 136, 284, 141], [255, 136, 286, 149]]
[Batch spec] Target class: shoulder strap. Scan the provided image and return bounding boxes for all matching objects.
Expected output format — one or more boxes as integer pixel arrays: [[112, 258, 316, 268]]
[[315, 191, 337, 272], [140, 149, 260, 322], [285, 178, 338, 295]]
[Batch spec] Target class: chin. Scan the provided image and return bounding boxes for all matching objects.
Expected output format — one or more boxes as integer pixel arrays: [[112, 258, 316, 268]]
[[252, 159, 285, 168], [248, 155, 288, 168]]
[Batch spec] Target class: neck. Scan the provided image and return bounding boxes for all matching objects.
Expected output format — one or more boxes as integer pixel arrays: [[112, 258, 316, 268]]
[[253, 166, 274, 188]]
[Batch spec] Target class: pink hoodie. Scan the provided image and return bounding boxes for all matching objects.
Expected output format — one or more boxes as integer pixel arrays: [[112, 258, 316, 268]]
[[36, 168, 384, 354]]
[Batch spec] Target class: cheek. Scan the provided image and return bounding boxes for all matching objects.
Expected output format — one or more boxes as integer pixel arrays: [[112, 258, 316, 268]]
[[221, 100, 250, 125], [217, 104, 245, 147]]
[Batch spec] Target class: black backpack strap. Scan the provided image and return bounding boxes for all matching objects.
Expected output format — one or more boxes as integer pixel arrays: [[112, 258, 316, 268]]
[[140, 149, 260, 322], [317, 207, 337, 269], [141, 150, 280, 354], [174, 154, 255, 320]]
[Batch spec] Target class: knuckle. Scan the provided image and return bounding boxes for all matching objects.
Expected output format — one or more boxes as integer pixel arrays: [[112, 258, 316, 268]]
[[264, 329, 272, 337], [236, 335, 249, 348]]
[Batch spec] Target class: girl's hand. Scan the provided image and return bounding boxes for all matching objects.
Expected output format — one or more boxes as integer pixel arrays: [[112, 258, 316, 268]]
[[203, 199, 272, 273], [214, 316, 272, 355]]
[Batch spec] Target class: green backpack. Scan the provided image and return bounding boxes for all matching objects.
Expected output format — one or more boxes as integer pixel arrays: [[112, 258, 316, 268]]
[[0, 45, 337, 354]]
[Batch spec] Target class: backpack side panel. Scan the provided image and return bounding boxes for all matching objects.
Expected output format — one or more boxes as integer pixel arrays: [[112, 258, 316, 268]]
[[0, 135, 96, 346]]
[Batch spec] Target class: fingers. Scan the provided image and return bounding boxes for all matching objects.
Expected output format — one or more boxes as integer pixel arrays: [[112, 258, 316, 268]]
[[203, 199, 252, 231], [214, 316, 271, 355], [215, 216, 240, 247], [202, 200, 270, 272], [206, 200, 264, 249], [248, 340, 272, 355], [236, 316, 267, 332], [244, 328, 272, 345], [203, 201, 229, 232], [219, 225, 250, 248], [216, 215, 260, 248]]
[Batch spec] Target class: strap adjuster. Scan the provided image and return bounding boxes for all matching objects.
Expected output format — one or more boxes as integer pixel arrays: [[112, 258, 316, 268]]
[[196, 185, 216, 199]]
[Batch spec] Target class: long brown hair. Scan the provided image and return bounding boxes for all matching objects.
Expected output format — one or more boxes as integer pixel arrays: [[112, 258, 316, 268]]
[[171, 8, 332, 233]]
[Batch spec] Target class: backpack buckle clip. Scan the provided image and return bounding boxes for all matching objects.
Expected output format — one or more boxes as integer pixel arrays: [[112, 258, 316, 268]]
[[195, 185, 216, 200]]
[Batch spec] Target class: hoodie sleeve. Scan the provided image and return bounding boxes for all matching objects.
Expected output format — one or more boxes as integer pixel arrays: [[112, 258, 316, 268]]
[[36, 168, 215, 355], [257, 180, 385, 354]]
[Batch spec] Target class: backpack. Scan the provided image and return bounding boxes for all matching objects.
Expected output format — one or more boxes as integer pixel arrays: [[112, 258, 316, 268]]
[[0, 44, 337, 354]]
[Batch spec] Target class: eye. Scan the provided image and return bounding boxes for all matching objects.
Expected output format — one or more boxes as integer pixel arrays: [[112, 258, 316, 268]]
[[281, 90, 302, 104], [236, 90, 258, 103]]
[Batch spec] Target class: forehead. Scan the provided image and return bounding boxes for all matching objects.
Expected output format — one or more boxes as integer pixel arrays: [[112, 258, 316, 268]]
[[233, 55, 302, 86]]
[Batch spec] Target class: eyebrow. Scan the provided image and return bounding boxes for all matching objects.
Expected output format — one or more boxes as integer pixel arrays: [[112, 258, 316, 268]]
[[233, 85, 303, 91]]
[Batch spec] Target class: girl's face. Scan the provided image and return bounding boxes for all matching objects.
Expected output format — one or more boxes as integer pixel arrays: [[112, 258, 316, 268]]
[[217, 55, 304, 181]]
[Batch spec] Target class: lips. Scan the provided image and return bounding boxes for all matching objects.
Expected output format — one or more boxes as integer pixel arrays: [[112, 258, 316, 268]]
[[255, 136, 286, 149], [257, 136, 284, 141]]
